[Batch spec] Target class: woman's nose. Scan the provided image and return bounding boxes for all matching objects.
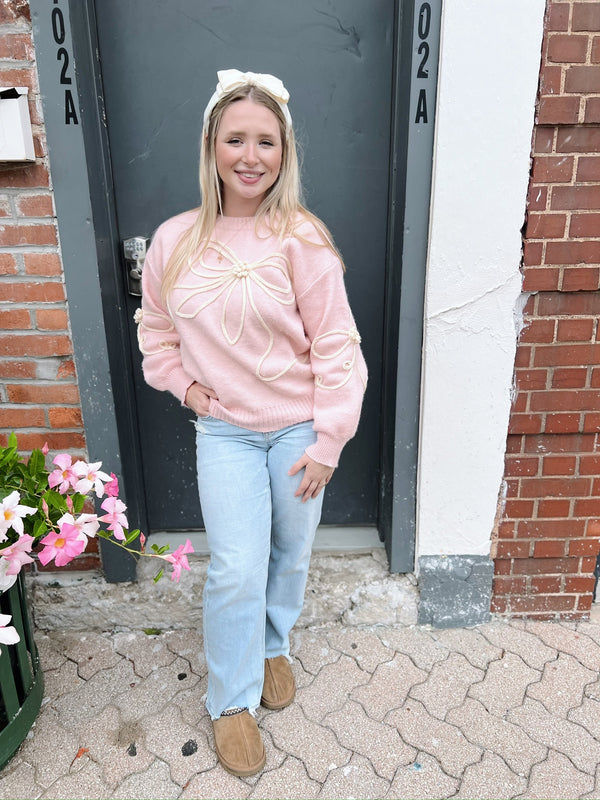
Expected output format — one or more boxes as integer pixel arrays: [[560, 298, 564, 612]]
[[242, 143, 259, 165]]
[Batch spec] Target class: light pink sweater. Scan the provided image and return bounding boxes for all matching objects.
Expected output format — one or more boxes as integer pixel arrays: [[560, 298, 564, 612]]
[[136, 209, 367, 467]]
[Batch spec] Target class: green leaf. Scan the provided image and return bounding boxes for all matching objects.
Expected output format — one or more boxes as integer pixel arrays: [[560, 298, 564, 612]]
[[124, 529, 140, 546], [143, 627, 162, 636], [8, 432, 17, 449], [152, 569, 164, 584], [27, 448, 45, 477]]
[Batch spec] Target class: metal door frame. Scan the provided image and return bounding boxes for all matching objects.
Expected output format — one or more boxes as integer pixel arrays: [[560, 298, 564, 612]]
[[30, 0, 440, 579]]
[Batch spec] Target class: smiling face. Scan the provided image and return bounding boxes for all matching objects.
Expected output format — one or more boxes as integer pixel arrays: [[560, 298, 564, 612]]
[[215, 98, 283, 217]]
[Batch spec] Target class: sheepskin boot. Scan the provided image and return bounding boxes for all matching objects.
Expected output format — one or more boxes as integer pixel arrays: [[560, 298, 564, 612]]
[[261, 656, 296, 710]]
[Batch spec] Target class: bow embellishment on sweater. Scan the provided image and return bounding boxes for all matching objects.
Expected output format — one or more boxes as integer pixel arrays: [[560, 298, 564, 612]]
[[174, 241, 298, 382], [311, 326, 364, 390], [134, 307, 180, 355]]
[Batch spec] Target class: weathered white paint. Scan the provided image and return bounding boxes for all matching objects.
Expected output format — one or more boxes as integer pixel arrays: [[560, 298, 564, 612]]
[[417, 0, 546, 557]]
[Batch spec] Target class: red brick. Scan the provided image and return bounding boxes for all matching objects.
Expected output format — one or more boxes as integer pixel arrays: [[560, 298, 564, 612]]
[[569, 212, 600, 237], [23, 253, 63, 276], [7, 384, 80, 404], [0, 67, 36, 91], [498, 520, 517, 539], [593, 35, 600, 62], [497, 595, 576, 613], [538, 499, 572, 517], [575, 498, 600, 517], [520, 476, 591, 498], [547, 33, 589, 62], [0, 223, 56, 247], [523, 433, 595, 453], [493, 576, 528, 595], [547, 241, 600, 265], [506, 435, 523, 454], [542, 455, 577, 475], [533, 390, 600, 413], [533, 343, 600, 367], [0, 431, 86, 451], [57, 359, 76, 379], [0, 309, 31, 330], [503, 555, 550, 574], [579, 455, 600, 474], [547, 3, 570, 31], [538, 292, 600, 315], [531, 576, 563, 593], [0, 163, 49, 189], [36, 309, 68, 331], [552, 367, 588, 388], [0, 407, 45, 428], [496, 540, 532, 559], [503, 499, 536, 518], [526, 213, 567, 239], [16, 194, 54, 218], [520, 319, 555, 344], [569, 538, 600, 556], [565, 576, 597, 594], [583, 413, 600, 431], [556, 126, 600, 154], [518, 519, 586, 538], [561, 267, 600, 291], [494, 559, 512, 576], [524, 241, 544, 266], [511, 392, 528, 413], [514, 347, 531, 370], [577, 594, 594, 612], [0, 360, 36, 378], [538, 95, 581, 125], [533, 126, 556, 154], [533, 156, 574, 183], [0, 254, 17, 275], [0, 32, 34, 60], [558, 319, 596, 342], [522, 267, 561, 292], [0, 334, 72, 357], [505, 456, 539, 477], [48, 407, 83, 429], [545, 413, 582, 433], [505, 479, 519, 498], [585, 97, 600, 123], [515, 369, 548, 391], [577, 156, 600, 181], [508, 414, 544, 435], [573, 3, 600, 31], [2, 281, 65, 303], [528, 185, 549, 212], [534, 540, 568, 558], [565, 65, 600, 93]]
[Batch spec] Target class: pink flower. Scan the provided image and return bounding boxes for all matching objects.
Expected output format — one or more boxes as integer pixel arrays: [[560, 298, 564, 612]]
[[0, 491, 37, 541], [0, 613, 20, 654], [164, 539, 194, 582], [1, 534, 35, 575], [73, 460, 111, 498], [104, 473, 120, 498], [42, 442, 49, 456], [48, 454, 79, 494], [99, 496, 128, 541], [57, 512, 100, 542], [38, 523, 86, 567]]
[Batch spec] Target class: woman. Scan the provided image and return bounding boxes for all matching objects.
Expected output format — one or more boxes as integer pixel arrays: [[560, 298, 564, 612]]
[[136, 69, 367, 776]]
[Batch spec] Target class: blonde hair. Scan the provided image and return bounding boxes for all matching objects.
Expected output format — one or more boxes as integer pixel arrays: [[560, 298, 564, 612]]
[[161, 84, 341, 301]]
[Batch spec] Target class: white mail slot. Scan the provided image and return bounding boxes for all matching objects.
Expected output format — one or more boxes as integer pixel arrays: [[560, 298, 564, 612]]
[[0, 87, 35, 162]]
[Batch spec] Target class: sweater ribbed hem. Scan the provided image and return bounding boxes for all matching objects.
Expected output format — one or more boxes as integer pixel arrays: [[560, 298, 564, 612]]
[[306, 433, 346, 468], [208, 397, 315, 434]]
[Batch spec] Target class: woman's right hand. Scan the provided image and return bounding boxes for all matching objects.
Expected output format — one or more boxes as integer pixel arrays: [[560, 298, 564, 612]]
[[185, 381, 218, 416]]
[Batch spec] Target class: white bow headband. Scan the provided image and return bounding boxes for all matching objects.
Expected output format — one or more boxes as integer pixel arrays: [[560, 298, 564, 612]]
[[202, 69, 292, 133]]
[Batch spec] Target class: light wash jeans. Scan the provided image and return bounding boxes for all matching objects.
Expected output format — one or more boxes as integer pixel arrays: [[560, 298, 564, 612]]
[[195, 417, 324, 719]]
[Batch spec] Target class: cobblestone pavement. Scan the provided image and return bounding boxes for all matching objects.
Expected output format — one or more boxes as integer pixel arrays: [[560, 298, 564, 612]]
[[1, 611, 600, 799]]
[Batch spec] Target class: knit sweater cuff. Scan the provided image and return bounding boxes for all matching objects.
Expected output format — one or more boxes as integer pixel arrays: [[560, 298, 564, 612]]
[[306, 433, 346, 469]]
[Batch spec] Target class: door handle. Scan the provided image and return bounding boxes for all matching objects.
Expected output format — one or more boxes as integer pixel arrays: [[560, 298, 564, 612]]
[[122, 236, 149, 296]]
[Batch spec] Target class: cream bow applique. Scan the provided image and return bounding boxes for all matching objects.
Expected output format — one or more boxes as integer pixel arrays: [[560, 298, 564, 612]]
[[134, 307, 179, 355], [311, 326, 364, 390], [203, 69, 292, 131], [173, 242, 298, 382]]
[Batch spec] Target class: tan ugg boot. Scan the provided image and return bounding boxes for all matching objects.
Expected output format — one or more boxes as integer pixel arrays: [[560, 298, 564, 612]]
[[212, 710, 266, 776], [261, 656, 296, 710]]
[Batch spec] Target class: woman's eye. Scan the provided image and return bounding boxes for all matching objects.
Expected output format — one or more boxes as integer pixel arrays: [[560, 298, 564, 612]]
[[260, 140, 274, 147], [227, 138, 242, 145]]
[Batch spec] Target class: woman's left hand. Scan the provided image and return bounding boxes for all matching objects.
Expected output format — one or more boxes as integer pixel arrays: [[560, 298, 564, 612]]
[[288, 454, 335, 503]]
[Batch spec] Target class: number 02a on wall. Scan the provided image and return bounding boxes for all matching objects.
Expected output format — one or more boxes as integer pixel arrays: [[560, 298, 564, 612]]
[[412, 1, 441, 126]]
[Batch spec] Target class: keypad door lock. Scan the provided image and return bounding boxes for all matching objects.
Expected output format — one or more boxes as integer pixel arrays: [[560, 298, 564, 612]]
[[122, 236, 149, 296]]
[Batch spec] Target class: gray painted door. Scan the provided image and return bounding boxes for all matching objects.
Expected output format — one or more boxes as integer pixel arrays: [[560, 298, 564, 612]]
[[94, 0, 394, 532]]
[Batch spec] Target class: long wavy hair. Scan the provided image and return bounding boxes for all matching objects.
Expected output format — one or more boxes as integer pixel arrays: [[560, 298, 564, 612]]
[[160, 84, 341, 301]]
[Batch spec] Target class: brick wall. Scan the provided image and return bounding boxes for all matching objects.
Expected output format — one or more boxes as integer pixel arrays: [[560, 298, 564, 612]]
[[0, 1, 98, 570], [493, 0, 600, 619]]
